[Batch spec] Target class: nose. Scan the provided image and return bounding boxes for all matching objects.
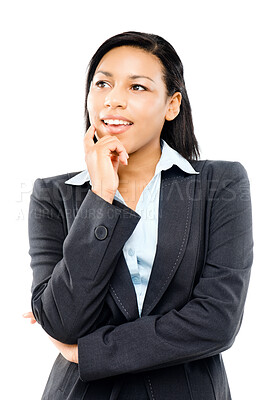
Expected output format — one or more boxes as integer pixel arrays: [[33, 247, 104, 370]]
[[104, 86, 127, 109]]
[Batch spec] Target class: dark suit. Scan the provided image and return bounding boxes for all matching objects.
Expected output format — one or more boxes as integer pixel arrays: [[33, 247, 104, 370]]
[[28, 160, 253, 399]]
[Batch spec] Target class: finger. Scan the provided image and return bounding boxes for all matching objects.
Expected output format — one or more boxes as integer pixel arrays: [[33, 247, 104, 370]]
[[23, 312, 37, 324], [84, 124, 96, 144], [94, 133, 129, 159], [99, 136, 129, 160], [23, 312, 34, 318], [107, 140, 129, 164]]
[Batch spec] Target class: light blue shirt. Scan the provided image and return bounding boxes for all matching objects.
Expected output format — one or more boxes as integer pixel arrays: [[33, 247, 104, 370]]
[[65, 139, 199, 316]]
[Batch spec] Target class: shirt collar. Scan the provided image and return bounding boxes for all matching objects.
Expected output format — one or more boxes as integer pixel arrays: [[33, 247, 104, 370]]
[[65, 139, 199, 186]]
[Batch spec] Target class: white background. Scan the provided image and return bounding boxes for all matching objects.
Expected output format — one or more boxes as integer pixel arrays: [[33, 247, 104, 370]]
[[1, 0, 266, 398]]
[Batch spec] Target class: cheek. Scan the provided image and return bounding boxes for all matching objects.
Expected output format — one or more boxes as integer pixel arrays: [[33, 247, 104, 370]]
[[133, 96, 167, 127], [87, 93, 100, 122], [87, 92, 95, 114]]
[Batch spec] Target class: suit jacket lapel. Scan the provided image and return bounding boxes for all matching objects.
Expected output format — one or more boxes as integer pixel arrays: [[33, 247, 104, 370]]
[[108, 166, 197, 320], [141, 167, 196, 316], [109, 253, 140, 321]]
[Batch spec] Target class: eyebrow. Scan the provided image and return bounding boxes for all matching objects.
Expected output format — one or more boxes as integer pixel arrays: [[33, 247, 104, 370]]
[[95, 70, 155, 83]]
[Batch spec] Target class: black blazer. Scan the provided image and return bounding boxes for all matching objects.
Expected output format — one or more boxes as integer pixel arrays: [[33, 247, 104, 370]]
[[28, 160, 253, 400]]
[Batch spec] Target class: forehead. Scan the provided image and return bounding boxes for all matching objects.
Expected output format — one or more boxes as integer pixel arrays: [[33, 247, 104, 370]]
[[95, 46, 164, 80]]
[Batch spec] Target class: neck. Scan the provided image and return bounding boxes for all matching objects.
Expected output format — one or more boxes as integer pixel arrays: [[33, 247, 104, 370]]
[[118, 139, 162, 183]]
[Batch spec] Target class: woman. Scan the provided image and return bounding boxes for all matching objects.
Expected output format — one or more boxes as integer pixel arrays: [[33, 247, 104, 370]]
[[24, 31, 253, 399]]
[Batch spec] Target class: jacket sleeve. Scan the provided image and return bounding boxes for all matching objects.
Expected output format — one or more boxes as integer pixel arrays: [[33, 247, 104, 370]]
[[29, 178, 141, 344], [77, 162, 253, 382]]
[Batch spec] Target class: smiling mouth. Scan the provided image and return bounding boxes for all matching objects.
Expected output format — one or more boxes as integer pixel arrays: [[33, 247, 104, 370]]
[[102, 119, 133, 126]]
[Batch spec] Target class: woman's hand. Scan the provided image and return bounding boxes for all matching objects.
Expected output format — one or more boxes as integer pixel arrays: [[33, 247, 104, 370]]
[[84, 125, 129, 203], [22, 311, 37, 324], [23, 311, 78, 363], [48, 336, 78, 364]]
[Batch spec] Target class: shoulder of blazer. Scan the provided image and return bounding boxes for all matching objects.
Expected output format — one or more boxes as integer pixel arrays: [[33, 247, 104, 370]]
[[31, 171, 86, 211], [189, 159, 249, 182], [32, 171, 85, 195], [39, 171, 83, 186]]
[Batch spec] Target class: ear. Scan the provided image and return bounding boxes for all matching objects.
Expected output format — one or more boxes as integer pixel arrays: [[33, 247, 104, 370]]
[[165, 92, 182, 121]]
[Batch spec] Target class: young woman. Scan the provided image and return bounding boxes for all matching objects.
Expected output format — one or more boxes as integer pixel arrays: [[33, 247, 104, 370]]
[[25, 31, 253, 399]]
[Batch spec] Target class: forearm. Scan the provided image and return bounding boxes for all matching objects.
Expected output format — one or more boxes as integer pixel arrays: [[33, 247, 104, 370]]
[[77, 162, 253, 381], [30, 180, 140, 343], [77, 264, 251, 381]]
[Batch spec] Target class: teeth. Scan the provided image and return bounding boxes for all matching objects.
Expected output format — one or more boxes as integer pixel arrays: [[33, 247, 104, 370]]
[[103, 119, 132, 126]]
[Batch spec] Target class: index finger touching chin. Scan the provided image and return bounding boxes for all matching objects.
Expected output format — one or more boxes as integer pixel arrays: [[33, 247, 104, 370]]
[[84, 125, 97, 145]]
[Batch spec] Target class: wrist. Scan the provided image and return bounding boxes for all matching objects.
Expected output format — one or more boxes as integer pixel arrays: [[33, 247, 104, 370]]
[[91, 188, 115, 204], [71, 345, 79, 364]]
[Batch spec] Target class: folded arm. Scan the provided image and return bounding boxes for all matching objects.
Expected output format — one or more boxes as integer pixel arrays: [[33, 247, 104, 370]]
[[77, 162, 253, 381], [29, 178, 141, 344]]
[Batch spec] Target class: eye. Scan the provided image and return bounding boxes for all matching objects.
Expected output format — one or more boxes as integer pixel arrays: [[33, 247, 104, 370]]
[[95, 80, 110, 88], [131, 84, 147, 91]]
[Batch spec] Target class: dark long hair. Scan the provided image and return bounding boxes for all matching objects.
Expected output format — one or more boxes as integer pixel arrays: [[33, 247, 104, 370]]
[[84, 31, 200, 160]]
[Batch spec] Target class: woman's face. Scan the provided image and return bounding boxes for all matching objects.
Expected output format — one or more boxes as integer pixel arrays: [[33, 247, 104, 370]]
[[87, 46, 180, 155]]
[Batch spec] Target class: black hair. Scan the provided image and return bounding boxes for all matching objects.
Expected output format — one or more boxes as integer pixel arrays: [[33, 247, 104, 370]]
[[84, 31, 200, 160]]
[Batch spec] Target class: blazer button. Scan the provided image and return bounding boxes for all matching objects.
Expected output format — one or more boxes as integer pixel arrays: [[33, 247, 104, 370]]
[[94, 225, 108, 240]]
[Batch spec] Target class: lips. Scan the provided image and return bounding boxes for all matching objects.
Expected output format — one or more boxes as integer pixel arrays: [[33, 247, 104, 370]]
[[103, 119, 133, 126], [100, 115, 133, 134], [101, 115, 133, 126]]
